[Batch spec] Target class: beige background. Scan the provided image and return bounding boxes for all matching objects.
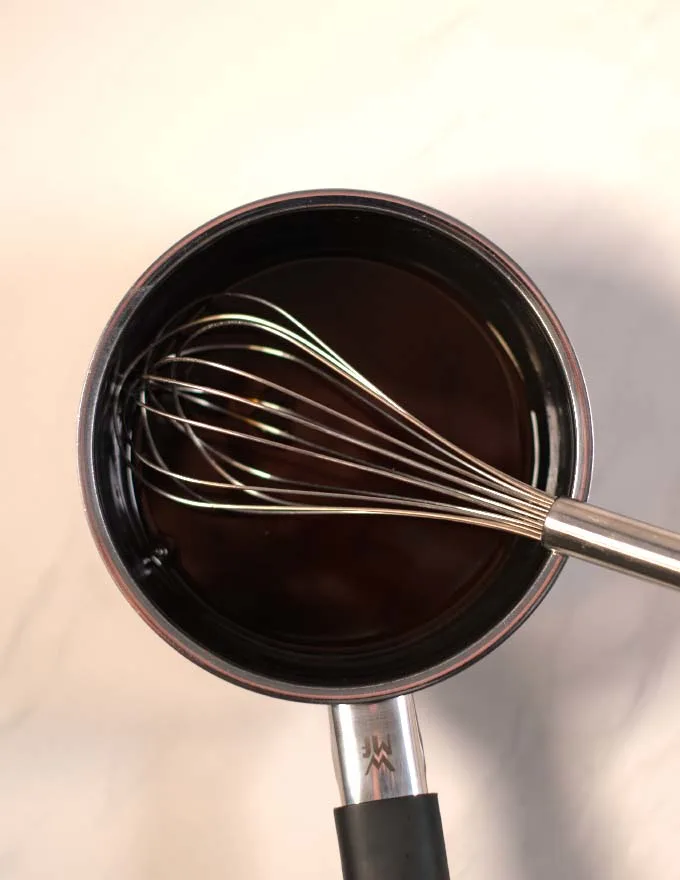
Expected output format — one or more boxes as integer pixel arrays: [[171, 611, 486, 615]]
[[3, 1, 680, 877]]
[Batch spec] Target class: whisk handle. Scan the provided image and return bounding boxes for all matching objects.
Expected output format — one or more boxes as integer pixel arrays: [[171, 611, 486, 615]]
[[544, 498, 680, 588]]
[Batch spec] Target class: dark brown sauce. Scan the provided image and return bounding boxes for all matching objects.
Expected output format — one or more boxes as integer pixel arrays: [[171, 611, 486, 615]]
[[142, 258, 533, 650]]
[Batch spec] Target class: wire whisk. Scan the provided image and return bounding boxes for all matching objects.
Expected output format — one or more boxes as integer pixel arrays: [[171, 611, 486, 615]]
[[113, 293, 680, 589]]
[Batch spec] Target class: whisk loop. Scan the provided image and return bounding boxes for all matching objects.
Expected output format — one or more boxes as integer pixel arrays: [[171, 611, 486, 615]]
[[114, 293, 552, 542]]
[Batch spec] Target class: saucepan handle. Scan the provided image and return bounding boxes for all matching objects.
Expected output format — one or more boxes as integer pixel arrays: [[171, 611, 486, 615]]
[[330, 696, 450, 880]]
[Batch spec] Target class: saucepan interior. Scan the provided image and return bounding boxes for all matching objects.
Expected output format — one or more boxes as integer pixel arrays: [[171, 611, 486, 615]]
[[78, 191, 592, 702]]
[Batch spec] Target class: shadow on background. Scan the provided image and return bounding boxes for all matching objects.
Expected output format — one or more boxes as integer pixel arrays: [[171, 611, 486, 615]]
[[420, 199, 680, 880]]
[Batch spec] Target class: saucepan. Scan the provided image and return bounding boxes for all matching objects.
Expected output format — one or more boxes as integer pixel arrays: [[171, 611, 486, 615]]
[[78, 190, 593, 879]]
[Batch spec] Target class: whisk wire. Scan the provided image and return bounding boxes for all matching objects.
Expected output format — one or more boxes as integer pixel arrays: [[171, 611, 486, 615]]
[[115, 292, 553, 542], [138, 371, 548, 524]]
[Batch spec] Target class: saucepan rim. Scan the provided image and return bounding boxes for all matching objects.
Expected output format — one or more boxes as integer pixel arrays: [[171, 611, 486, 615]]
[[77, 188, 593, 702]]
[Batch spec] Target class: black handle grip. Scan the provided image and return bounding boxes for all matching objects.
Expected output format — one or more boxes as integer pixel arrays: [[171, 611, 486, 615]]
[[334, 794, 450, 880]]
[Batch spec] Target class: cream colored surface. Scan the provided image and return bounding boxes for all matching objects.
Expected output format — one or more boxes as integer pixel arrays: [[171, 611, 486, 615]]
[[3, 2, 680, 878]]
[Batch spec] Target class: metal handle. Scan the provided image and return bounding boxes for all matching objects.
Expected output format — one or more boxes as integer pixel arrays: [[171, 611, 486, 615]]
[[330, 696, 450, 879], [543, 497, 680, 588], [330, 695, 427, 805]]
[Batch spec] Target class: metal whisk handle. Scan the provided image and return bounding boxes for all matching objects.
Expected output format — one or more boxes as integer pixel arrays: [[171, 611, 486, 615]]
[[544, 498, 680, 588]]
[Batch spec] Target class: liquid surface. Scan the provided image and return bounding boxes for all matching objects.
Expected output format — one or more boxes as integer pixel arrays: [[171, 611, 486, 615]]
[[142, 258, 533, 649]]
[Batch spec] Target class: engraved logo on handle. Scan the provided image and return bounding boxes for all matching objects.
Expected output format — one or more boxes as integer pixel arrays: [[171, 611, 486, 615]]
[[362, 735, 395, 774]]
